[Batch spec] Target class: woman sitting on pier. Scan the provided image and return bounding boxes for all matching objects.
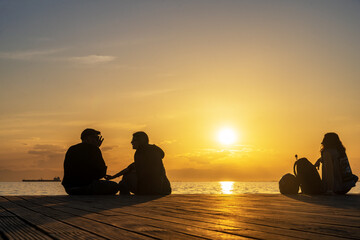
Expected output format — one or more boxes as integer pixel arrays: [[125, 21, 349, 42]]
[[315, 132, 358, 194]]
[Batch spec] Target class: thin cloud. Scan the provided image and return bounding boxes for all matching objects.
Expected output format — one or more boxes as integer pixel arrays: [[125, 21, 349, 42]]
[[28, 144, 66, 168], [28, 144, 65, 158], [0, 48, 64, 60], [160, 139, 177, 145], [126, 88, 176, 98], [69, 55, 116, 64], [99, 121, 147, 130], [0, 49, 117, 65], [101, 145, 119, 152]]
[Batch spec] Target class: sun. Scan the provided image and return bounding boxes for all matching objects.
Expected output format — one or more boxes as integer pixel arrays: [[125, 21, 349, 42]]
[[217, 127, 237, 145]]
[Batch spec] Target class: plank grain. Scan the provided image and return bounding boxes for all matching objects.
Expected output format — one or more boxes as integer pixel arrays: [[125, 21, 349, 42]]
[[45, 195, 360, 239], [0, 194, 359, 240]]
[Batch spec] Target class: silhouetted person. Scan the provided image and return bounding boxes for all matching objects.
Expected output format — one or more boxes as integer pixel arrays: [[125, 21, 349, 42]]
[[105, 131, 171, 195], [314, 132, 358, 194], [62, 128, 119, 195]]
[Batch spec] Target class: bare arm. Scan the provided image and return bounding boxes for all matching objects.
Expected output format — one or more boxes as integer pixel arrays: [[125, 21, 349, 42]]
[[105, 169, 126, 180], [105, 163, 135, 180]]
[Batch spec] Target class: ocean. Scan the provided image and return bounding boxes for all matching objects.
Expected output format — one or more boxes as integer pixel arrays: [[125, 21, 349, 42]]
[[1, 182, 359, 195]]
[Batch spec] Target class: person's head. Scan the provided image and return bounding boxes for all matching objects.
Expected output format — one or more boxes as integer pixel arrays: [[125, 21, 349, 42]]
[[131, 131, 149, 149], [321, 132, 346, 155], [81, 128, 103, 147]]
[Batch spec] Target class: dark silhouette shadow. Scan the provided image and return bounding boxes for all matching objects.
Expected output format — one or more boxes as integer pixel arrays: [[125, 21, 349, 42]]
[[1, 194, 166, 239], [283, 193, 360, 210], [2, 194, 165, 221]]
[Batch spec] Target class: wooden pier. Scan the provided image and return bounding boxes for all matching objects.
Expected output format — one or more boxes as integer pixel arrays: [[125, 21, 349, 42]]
[[1, 194, 359, 239]]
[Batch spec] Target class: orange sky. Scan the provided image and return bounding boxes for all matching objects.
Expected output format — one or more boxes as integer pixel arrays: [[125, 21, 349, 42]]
[[0, 1, 360, 181]]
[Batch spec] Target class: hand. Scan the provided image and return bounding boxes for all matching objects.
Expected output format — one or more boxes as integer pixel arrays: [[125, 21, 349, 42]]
[[104, 175, 114, 180], [314, 158, 321, 170], [97, 136, 104, 147]]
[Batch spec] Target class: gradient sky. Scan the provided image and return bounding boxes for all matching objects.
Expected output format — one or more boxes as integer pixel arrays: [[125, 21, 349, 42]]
[[1, 0, 359, 181]]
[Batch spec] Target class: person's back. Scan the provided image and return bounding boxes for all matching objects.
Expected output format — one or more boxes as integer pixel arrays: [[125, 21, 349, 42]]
[[321, 148, 341, 193], [134, 144, 171, 195], [105, 131, 171, 195], [322, 148, 357, 194], [62, 142, 106, 189], [316, 132, 358, 194], [62, 128, 118, 195]]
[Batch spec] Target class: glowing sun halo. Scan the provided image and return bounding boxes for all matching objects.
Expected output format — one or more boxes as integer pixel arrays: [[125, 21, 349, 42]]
[[217, 128, 237, 145]]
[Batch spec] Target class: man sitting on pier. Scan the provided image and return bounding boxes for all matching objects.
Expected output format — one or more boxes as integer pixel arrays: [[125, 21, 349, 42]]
[[62, 128, 119, 195], [105, 131, 171, 195]]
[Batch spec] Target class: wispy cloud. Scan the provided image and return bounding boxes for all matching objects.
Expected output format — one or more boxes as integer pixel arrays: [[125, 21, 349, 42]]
[[99, 121, 147, 130], [160, 139, 177, 145], [126, 88, 176, 98], [0, 48, 64, 60], [69, 55, 116, 64], [0, 49, 116, 65], [28, 144, 66, 167], [101, 145, 119, 152], [28, 144, 65, 158]]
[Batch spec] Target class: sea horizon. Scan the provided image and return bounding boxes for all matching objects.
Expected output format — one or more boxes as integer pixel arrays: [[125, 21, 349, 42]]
[[1, 181, 359, 195]]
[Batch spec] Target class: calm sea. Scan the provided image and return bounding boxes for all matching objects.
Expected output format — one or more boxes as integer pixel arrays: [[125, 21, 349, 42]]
[[1, 182, 359, 195]]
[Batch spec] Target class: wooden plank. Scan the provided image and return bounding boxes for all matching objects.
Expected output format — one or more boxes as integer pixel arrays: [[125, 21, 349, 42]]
[[23, 196, 248, 240], [0, 196, 106, 240], [49, 195, 359, 240], [3, 196, 152, 240], [44, 196, 332, 240], [143, 195, 360, 227], [1, 194, 359, 240], [0, 202, 52, 240], [145, 195, 360, 218], [41, 196, 271, 240], [102, 194, 360, 226], [47, 194, 360, 220], [0, 216, 52, 240], [107, 203, 352, 240], [119, 195, 360, 239]]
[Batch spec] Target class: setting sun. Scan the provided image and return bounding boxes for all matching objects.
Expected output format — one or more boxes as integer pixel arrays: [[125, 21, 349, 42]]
[[217, 128, 237, 145]]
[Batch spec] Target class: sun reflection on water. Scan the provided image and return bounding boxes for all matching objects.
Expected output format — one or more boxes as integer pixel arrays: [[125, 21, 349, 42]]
[[219, 181, 234, 194]]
